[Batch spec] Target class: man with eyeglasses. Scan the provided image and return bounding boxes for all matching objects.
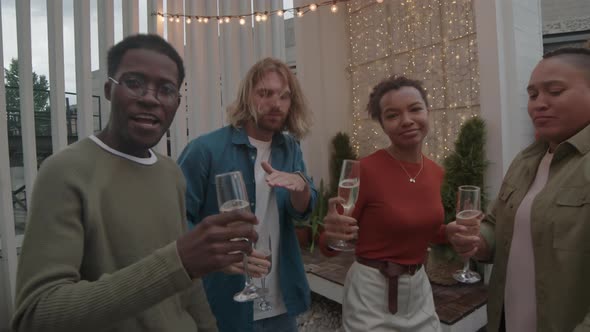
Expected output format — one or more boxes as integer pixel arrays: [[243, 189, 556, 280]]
[[12, 34, 256, 332]]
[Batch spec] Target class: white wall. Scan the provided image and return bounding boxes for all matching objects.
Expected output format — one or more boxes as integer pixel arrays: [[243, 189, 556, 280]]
[[541, 0, 590, 26], [294, 0, 351, 188], [474, 0, 542, 200]]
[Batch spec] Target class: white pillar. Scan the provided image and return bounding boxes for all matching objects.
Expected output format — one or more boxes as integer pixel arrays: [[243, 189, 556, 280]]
[[203, 0, 223, 130], [270, 0, 286, 61], [74, 0, 94, 138], [474, 0, 541, 198], [15, 0, 38, 205], [219, 0, 242, 112], [47, 0, 68, 152], [253, 0, 272, 60], [238, 0, 254, 78], [98, 0, 114, 131], [294, 0, 351, 187], [0, 1, 18, 319], [147, 0, 164, 35], [147, 0, 167, 155], [122, 0, 140, 37], [166, 0, 188, 159]]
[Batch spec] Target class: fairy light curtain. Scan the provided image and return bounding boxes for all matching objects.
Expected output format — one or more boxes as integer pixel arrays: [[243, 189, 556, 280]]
[[347, 0, 480, 163]]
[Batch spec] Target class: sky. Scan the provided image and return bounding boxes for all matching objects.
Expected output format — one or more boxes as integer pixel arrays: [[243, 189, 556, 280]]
[[1, 0, 293, 93]]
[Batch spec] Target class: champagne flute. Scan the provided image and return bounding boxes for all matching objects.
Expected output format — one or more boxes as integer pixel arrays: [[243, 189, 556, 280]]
[[215, 171, 260, 302], [255, 234, 272, 312], [329, 159, 360, 252], [452, 185, 482, 284]]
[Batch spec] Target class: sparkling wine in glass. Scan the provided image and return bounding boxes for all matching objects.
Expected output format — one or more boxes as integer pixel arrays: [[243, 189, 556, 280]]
[[329, 159, 360, 252], [215, 171, 260, 302], [452, 185, 482, 284]]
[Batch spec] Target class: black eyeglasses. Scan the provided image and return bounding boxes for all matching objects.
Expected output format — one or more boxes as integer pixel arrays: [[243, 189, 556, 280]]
[[109, 75, 181, 105]]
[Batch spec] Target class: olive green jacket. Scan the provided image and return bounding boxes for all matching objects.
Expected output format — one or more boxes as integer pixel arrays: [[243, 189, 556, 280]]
[[482, 124, 590, 332]]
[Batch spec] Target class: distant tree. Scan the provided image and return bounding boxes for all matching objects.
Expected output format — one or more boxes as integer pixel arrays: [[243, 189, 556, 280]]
[[5, 58, 50, 113]]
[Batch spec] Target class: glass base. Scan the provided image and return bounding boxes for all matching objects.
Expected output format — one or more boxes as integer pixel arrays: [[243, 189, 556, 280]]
[[453, 269, 481, 284], [328, 239, 356, 252], [233, 284, 260, 302], [258, 298, 272, 312]]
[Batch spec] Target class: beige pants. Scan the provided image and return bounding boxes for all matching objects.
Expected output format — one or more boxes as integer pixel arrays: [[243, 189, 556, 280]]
[[343, 261, 442, 332]]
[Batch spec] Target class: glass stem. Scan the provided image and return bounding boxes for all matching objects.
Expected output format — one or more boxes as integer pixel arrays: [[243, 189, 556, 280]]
[[462, 259, 470, 273], [243, 252, 253, 286]]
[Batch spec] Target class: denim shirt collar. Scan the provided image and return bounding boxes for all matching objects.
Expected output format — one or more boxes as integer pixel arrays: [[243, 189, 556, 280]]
[[230, 126, 286, 148]]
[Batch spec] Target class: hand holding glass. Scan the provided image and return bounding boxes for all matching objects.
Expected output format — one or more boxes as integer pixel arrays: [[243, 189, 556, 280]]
[[329, 159, 360, 252], [215, 171, 260, 302], [452, 185, 482, 284]]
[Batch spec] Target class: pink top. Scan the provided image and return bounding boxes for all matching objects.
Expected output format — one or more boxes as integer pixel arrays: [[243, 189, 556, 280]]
[[504, 150, 553, 332]]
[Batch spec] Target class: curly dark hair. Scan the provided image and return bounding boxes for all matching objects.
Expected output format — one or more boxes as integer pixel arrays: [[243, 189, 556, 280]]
[[366, 76, 429, 124]]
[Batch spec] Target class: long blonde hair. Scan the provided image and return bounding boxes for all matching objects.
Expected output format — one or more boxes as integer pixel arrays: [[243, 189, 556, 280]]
[[226, 57, 312, 140]]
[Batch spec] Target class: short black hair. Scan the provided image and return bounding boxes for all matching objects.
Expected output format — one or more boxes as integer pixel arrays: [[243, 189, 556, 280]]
[[366, 76, 429, 124], [107, 34, 185, 86], [543, 47, 590, 81]]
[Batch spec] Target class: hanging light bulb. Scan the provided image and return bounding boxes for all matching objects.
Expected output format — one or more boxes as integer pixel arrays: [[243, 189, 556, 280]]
[[218, 18, 223, 24], [224, 17, 230, 23], [261, 13, 268, 21], [175, 16, 180, 23], [160, 15, 165, 22], [186, 17, 191, 24], [203, 17, 209, 23], [239, 17, 246, 25], [197, 17, 203, 23], [255, 14, 262, 22], [168, 16, 174, 22], [310, 3, 317, 11], [297, 10, 304, 17], [376, 0, 384, 3], [331, 4, 338, 13], [277, 10, 284, 17]]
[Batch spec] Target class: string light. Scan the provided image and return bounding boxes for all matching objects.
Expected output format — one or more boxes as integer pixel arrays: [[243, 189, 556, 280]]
[[239, 17, 246, 25], [152, 0, 376, 24], [186, 17, 191, 24], [349, 0, 480, 163]]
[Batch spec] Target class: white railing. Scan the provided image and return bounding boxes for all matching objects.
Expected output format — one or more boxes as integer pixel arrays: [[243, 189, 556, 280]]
[[0, 0, 287, 326]]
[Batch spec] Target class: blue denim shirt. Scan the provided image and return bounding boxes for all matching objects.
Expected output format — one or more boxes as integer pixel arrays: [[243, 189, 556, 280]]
[[177, 126, 315, 332]]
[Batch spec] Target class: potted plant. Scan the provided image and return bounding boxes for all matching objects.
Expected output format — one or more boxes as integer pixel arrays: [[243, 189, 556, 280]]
[[294, 179, 328, 252]]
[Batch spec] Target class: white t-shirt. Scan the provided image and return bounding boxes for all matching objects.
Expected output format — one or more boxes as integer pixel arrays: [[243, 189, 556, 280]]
[[248, 136, 287, 320]]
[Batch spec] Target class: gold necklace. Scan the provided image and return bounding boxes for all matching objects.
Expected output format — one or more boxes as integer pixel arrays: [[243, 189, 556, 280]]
[[386, 149, 424, 183]]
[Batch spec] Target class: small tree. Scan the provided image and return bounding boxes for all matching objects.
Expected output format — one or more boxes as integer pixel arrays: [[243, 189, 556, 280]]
[[440, 117, 489, 224], [329, 132, 358, 197], [5, 58, 50, 113]]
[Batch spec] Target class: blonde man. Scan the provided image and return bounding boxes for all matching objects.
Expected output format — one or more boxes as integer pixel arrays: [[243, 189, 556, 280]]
[[178, 58, 317, 332]]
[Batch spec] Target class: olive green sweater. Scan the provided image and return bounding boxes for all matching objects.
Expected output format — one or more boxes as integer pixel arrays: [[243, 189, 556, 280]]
[[11, 137, 217, 332]]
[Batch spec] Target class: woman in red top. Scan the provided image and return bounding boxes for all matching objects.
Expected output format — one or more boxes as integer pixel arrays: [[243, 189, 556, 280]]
[[322, 76, 448, 331]]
